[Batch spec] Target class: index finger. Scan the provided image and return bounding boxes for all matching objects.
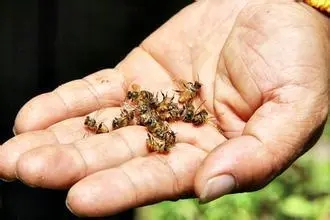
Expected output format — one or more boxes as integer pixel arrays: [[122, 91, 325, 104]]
[[14, 69, 127, 134]]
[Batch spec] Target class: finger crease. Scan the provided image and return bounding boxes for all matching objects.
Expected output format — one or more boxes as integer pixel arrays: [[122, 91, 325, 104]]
[[119, 166, 139, 205], [153, 155, 180, 196], [81, 78, 102, 109], [112, 132, 136, 159], [47, 129, 61, 144], [53, 89, 70, 118], [71, 141, 88, 177]]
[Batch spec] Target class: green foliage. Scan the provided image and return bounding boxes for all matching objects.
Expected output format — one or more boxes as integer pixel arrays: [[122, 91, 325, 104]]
[[137, 124, 330, 220], [323, 120, 330, 139]]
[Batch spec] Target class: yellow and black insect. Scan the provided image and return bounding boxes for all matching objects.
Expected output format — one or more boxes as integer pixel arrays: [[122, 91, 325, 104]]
[[112, 108, 135, 130], [84, 116, 110, 134], [174, 79, 202, 104]]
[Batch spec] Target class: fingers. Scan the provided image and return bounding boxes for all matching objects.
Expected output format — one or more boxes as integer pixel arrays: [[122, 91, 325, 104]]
[[14, 122, 225, 189], [195, 91, 328, 203], [16, 126, 149, 189], [66, 143, 207, 217], [0, 130, 59, 181], [14, 69, 127, 134], [0, 107, 122, 181]]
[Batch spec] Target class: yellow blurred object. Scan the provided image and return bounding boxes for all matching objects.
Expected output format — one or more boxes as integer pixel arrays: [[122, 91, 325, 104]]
[[304, 0, 330, 14]]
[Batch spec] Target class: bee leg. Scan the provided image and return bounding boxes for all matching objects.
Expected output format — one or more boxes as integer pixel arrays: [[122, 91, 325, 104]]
[[170, 94, 175, 101], [173, 89, 183, 93], [161, 91, 166, 100]]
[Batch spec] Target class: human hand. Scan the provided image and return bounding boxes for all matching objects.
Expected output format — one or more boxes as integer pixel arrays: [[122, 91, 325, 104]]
[[0, 0, 328, 217]]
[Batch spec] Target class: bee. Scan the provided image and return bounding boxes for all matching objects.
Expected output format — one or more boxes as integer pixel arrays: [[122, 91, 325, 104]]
[[84, 116, 109, 134], [126, 83, 140, 103], [180, 102, 195, 123], [139, 90, 158, 108], [162, 130, 176, 147], [135, 103, 152, 116], [126, 84, 158, 108], [156, 92, 175, 113], [180, 100, 209, 126], [139, 111, 168, 135], [148, 120, 170, 139], [84, 116, 97, 131], [192, 109, 208, 126], [95, 122, 110, 134], [136, 109, 159, 127], [174, 79, 202, 104], [158, 102, 182, 122], [146, 133, 169, 153], [112, 107, 135, 130]]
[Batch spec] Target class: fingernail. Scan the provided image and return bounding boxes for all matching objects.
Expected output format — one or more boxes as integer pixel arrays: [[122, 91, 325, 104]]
[[12, 126, 17, 136], [199, 174, 236, 204], [66, 200, 80, 217], [65, 200, 73, 213]]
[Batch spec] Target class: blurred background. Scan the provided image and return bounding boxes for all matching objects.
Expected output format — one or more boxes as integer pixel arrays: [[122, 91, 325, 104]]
[[0, 0, 329, 219]]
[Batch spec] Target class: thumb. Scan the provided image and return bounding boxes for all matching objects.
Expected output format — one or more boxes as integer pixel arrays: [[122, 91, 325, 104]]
[[194, 87, 328, 203]]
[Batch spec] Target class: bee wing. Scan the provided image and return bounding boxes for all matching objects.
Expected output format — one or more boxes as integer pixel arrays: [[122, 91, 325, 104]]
[[96, 122, 110, 134], [194, 100, 207, 113], [173, 78, 188, 90]]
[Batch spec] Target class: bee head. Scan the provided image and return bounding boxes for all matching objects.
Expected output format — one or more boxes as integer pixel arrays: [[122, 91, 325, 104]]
[[183, 111, 194, 122], [194, 81, 202, 89], [112, 117, 120, 129], [84, 116, 90, 125], [127, 91, 138, 100]]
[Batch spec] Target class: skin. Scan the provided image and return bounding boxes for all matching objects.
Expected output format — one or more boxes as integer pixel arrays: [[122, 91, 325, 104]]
[[0, 0, 329, 217]]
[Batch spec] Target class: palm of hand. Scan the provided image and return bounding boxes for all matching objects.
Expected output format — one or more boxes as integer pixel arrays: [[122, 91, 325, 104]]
[[0, 0, 328, 217]]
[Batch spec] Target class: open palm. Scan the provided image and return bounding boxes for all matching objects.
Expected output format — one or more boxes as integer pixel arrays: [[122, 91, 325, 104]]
[[0, 0, 328, 217]]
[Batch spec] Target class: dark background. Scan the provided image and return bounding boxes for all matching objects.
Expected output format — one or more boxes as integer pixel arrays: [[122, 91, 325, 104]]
[[0, 1, 192, 219]]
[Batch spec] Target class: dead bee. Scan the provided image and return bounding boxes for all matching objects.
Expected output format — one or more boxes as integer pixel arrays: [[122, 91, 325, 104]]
[[139, 90, 158, 108], [148, 120, 170, 139], [126, 83, 140, 103], [146, 133, 169, 153], [140, 113, 169, 136], [135, 103, 152, 117], [136, 109, 159, 126], [162, 130, 176, 147], [95, 122, 110, 134], [84, 116, 109, 134], [158, 103, 182, 122], [174, 79, 202, 104], [112, 108, 135, 130], [192, 109, 208, 126], [84, 116, 97, 132], [126, 84, 158, 107], [180, 102, 195, 123], [181, 100, 209, 126], [156, 92, 175, 113]]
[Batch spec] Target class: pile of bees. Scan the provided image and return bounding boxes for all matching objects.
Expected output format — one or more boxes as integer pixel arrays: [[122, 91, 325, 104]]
[[84, 79, 210, 153]]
